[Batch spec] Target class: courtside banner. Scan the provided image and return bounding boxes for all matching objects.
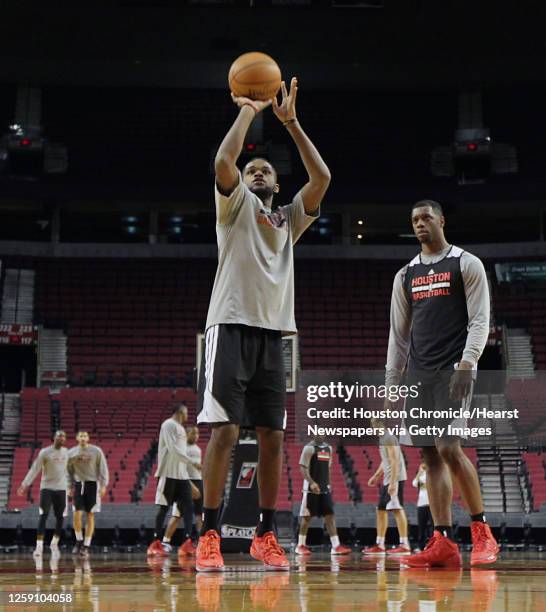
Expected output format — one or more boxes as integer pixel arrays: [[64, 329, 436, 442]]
[[295, 370, 546, 447], [220, 435, 260, 552]]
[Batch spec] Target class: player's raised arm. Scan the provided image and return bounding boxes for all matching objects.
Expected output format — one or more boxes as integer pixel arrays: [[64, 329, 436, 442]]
[[215, 96, 272, 196], [273, 77, 331, 214]]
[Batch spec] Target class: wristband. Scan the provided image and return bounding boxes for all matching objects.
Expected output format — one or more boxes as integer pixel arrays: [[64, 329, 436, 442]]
[[283, 118, 298, 127]]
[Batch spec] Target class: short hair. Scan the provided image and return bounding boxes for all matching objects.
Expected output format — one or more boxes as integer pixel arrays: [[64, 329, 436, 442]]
[[172, 404, 188, 415], [77, 430, 89, 436], [54, 430, 66, 437], [186, 425, 198, 433], [244, 157, 278, 180], [412, 199, 444, 216]]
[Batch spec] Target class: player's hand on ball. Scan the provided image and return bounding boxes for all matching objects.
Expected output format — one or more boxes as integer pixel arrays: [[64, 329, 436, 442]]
[[310, 482, 320, 494], [231, 93, 272, 114], [191, 483, 201, 500], [272, 77, 298, 124]]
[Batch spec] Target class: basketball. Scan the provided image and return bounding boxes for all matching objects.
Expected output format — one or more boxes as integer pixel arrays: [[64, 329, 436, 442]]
[[228, 52, 282, 101]]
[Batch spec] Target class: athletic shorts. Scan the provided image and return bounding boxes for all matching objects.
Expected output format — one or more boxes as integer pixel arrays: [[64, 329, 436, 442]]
[[155, 477, 192, 518], [377, 481, 405, 511], [72, 481, 101, 513], [191, 479, 204, 516], [39, 489, 68, 518], [401, 368, 474, 446], [197, 324, 287, 431], [299, 491, 335, 517]]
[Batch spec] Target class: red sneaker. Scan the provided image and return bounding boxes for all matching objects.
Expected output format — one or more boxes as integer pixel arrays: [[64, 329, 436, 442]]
[[295, 544, 312, 556], [178, 537, 196, 557], [387, 545, 411, 556], [251, 532, 290, 571], [196, 530, 224, 572], [146, 539, 162, 557], [331, 544, 351, 556], [361, 544, 386, 556], [405, 531, 462, 568], [470, 521, 499, 566]]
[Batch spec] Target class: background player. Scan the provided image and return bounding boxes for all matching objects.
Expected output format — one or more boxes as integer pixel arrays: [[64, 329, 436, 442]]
[[385, 199, 499, 567], [186, 426, 204, 539], [17, 430, 68, 558], [147, 404, 200, 558], [296, 437, 351, 556], [67, 431, 109, 558], [196, 76, 330, 572], [362, 420, 410, 556], [412, 462, 432, 551]]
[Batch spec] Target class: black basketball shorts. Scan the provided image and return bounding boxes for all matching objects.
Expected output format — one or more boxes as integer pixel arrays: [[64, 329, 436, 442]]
[[156, 477, 193, 519], [72, 481, 101, 513], [377, 481, 405, 511], [402, 367, 475, 446], [39, 489, 68, 518], [197, 324, 287, 431], [300, 491, 335, 518]]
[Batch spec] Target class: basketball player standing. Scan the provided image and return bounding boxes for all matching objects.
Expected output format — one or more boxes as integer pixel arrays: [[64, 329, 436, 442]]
[[386, 200, 499, 567], [17, 430, 69, 557], [296, 437, 351, 556], [67, 431, 109, 558], [196, 77, 330, 571]]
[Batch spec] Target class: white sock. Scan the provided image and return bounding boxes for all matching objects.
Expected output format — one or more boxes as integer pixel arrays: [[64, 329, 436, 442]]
[[75, 531, 83, 542], [376, 537, 385, 546], [330, 535, 340, 548], [84, 537, 91, 547], [51, 535, 60, 547], [400, 537, 409, 547], [298, 535, 306, 546], [36, 539, 44, 550], [162, 537, 171, 544]]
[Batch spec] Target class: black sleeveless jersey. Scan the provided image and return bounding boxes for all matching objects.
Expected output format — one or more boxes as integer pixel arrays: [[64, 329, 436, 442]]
[[309, 443, 332, 492], [403, 245, 468, 370]]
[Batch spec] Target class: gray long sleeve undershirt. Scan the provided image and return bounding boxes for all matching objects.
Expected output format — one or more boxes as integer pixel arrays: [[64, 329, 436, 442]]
[[385, 246, 490, 385]]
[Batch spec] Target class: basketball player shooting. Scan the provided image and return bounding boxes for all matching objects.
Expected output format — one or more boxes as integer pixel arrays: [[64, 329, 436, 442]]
[[196, 77, 331, 571], [385, 200, 499, 567]]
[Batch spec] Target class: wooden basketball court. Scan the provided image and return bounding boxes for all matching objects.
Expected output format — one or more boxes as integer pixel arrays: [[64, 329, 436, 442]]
[[2, 551, 546, 611]]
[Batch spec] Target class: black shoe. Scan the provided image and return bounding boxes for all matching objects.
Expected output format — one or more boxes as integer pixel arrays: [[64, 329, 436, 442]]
[[72, 542, 82, 555], [79, 546, 90, 559]]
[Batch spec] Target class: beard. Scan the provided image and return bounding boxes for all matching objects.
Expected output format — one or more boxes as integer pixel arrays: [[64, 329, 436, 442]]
[[249, 183, 275, 202]]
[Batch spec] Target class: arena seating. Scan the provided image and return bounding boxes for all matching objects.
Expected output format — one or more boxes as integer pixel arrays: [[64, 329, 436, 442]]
[[28, 257, 400, 384], [8, 387, 202, 509], [32, 258, 215, 387], [493, 288, 546, 370], [523, 452, 546, 510], [7, 256, 546, 517]]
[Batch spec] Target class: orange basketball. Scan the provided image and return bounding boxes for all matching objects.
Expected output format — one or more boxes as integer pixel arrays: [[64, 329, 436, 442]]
[[228, 52, 282, 102]]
